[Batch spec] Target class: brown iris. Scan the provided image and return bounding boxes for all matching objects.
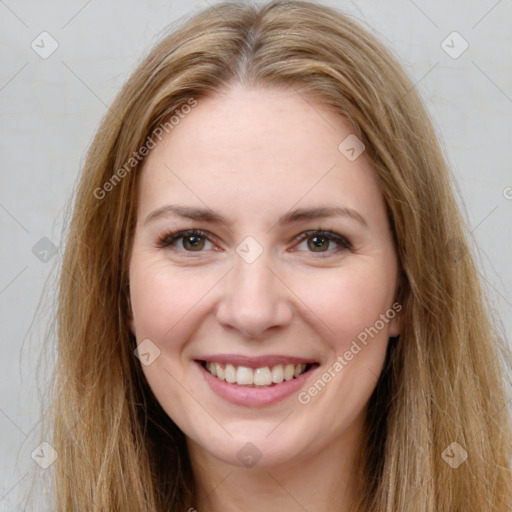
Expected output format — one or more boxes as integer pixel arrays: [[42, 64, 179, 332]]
[[182, 235, 205, 251], [308, 235, 330, 252]]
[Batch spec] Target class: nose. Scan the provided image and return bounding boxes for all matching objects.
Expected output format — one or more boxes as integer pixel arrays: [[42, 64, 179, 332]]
[[215, 250, 293, 339]]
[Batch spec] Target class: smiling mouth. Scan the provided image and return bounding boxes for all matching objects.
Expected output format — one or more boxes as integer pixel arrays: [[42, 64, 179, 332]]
[[200, 361, 318, 387]]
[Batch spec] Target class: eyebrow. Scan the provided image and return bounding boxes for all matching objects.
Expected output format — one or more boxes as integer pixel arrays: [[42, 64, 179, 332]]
[[143, 204, 368, 228]]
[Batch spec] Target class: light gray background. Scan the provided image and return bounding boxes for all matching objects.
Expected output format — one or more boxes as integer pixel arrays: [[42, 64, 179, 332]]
[[1, 0, 511, 508]]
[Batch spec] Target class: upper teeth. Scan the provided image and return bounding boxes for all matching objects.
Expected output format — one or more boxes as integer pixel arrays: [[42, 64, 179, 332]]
[[205, 362, 308, 386]]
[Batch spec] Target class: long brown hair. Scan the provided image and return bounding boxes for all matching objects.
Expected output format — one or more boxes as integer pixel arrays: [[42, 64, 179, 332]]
[[34, 1, 512, 510]]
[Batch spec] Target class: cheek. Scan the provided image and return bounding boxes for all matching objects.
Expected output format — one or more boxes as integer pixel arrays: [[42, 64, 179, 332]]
[[129, 259, 209, 421], [293, 266, 396, 420], [129, 257, 222, 341], [130, 258, 397, 344], [129, 267, 175, 339], [294, 262, 396, 342]]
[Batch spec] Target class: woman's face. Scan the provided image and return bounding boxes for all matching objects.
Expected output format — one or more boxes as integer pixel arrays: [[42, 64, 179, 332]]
[[128, 84, 400, 469]]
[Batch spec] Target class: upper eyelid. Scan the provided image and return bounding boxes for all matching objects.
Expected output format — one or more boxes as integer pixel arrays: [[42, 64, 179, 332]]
[[158, 228, 351, 251], [158, 229, 212, 248]]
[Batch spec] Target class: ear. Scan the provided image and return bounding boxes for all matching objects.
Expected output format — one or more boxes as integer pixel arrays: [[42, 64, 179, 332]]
[[387, 303, 401, 338], [127, 292, 136, 337], [388, 315, 400, 338], [128, 314, 136, 337]]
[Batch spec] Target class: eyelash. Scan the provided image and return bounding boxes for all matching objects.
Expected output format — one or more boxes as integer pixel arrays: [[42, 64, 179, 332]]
[[156, 228, 352, 256]]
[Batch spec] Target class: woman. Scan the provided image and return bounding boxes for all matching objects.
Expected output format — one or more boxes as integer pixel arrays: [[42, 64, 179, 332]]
[[39, 1, 512, 510]]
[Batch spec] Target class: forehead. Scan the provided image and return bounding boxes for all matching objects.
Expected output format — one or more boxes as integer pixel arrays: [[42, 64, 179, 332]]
[[137, 84, 385, 226]]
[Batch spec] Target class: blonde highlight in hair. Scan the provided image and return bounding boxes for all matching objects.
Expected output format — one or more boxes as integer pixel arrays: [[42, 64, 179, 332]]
[[37, 1, 511, 510]]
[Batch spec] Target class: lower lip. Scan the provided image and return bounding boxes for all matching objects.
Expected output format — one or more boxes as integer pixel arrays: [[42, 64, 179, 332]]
[[196, 361, 318, 408]]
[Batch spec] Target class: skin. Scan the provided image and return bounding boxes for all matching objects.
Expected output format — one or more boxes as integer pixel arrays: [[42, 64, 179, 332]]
[[128, 83, 400, 512]]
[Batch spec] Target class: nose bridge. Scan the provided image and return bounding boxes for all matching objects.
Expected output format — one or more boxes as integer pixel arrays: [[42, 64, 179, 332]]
[[234, 250, 274, 300], [216, 247, 292, 337]]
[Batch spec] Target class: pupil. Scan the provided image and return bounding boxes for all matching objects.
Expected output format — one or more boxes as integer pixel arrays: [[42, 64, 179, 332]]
[[184, 235, 204, 250], [309, 236, 328, 252]]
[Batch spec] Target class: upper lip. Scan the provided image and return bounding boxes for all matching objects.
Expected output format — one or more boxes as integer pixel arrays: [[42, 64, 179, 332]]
[[196, 354, 317, 369]]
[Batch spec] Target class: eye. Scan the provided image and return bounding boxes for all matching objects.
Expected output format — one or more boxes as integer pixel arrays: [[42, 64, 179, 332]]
[[292, 230, 352, 254], [157, 229, 214, 252], [156, 228, 352, 256]]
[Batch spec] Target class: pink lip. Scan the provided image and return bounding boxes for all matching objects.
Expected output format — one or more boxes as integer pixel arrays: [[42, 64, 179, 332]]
[[196, 360, 319, 408], [196, 354, 317, 369]]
